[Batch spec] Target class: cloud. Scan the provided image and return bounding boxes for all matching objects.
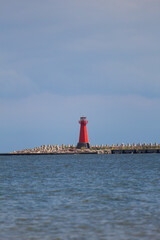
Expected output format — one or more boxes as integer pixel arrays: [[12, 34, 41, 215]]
[[0, 0, 159, 100], [1, 92, 160, 130], [0, 69, 36, 98], [0, 0, 159, 25], [1, 92, 160, 152]]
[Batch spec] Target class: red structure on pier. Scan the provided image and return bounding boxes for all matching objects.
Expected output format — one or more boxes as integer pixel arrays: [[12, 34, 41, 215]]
[[77, 116, 90, 149]]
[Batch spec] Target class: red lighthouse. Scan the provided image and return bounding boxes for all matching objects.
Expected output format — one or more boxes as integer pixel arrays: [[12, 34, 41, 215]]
[[77, 116, 90, 149]]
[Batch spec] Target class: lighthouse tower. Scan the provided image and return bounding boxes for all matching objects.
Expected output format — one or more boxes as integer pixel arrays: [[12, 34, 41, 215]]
[[77, 116, 90, 149]]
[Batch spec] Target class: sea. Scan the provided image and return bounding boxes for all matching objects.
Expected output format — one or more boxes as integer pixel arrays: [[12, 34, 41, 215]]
[[0, 154, 160, 240]]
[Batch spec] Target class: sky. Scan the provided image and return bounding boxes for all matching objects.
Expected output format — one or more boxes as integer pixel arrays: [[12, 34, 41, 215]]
[[1, 0, 160, 152]]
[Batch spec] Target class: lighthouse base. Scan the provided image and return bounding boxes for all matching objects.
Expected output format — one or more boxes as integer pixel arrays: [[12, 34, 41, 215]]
[[76, 142, 90, 149]]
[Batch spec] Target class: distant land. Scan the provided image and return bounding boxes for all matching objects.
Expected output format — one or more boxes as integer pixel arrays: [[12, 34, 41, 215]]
[[1, 143, 160, 155]]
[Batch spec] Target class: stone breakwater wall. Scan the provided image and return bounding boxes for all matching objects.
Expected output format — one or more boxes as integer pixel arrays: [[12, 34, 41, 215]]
[[10, 144, 112, 155], [9, 149, 111, 155], [1, 149, 160, 156], [3, 146, 160, 155], [4, 143, 160, 155]]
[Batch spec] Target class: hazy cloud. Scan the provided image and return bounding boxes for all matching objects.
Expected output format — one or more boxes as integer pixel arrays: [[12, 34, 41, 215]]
[[1, 93, 160, 151], [0, 69, 36, 98]]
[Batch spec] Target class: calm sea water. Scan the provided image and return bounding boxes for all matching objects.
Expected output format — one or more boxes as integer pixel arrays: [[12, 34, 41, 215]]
[[0, 154, 160, 240]]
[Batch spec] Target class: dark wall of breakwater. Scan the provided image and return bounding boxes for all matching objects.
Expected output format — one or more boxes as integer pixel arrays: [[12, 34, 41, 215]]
[[111, 149, 160, 154]]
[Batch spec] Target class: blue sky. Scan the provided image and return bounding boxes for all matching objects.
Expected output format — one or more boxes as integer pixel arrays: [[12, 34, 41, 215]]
[[1, 0, 160, 152]]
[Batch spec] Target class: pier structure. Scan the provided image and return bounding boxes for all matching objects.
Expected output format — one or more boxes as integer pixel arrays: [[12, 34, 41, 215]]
[[5, 141, 160, 155], [77, 116, 90, 149]]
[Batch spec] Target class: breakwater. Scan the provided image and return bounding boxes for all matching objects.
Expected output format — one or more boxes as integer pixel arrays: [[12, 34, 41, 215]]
[[1, 148, 160, 155]]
